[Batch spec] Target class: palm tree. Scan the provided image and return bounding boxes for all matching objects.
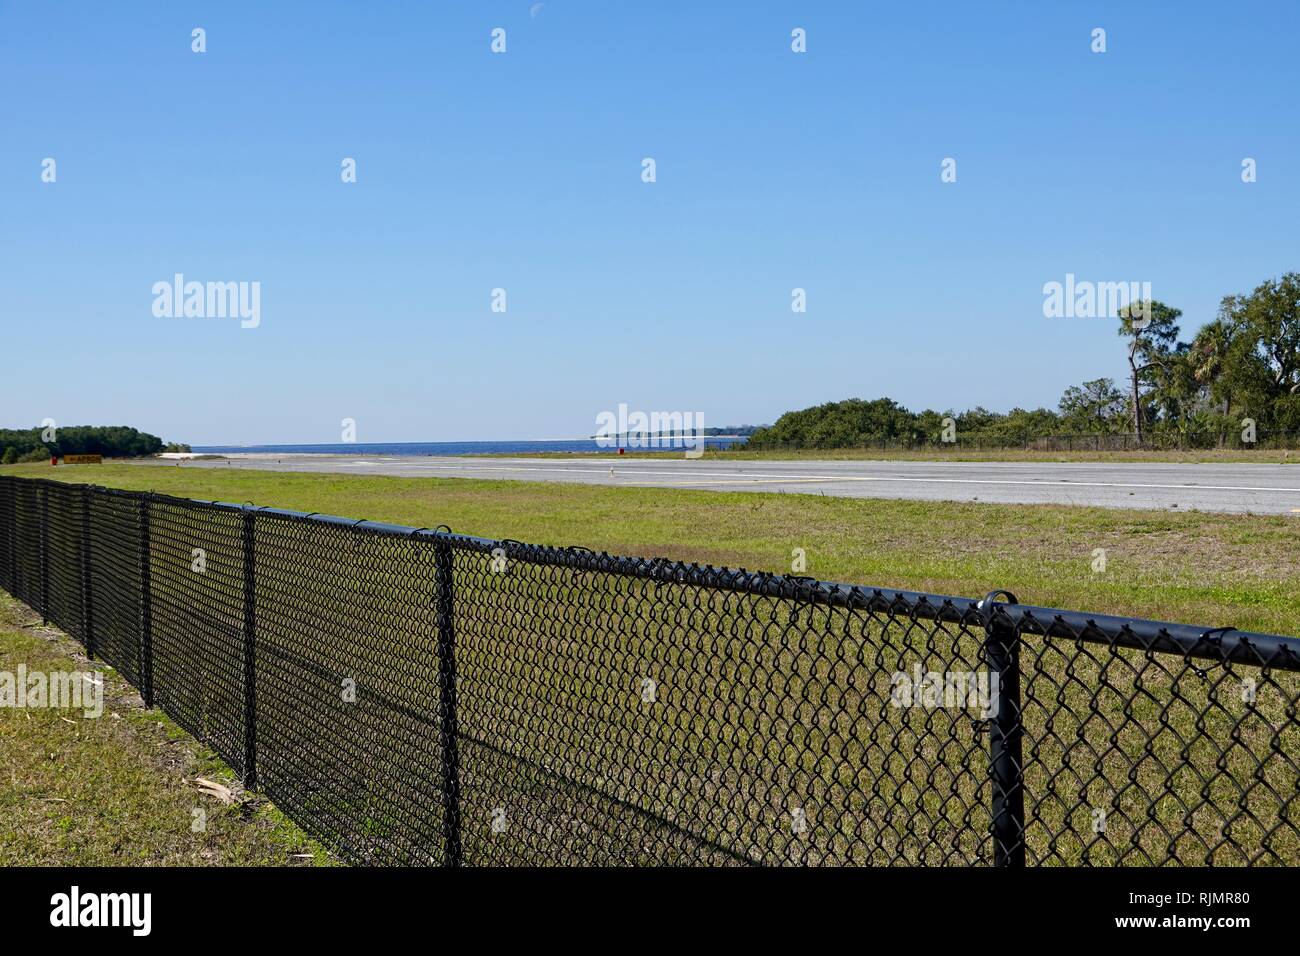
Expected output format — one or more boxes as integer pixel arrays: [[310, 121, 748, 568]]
[[1118, 300, 1182, 443], [1190, 318, 1233, 397]]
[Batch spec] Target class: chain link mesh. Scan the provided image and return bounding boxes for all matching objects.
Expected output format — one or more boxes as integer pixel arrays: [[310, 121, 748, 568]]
[[1, 475, 1296, 866], [1016, 616, 1300, 865], [85, 488, 146, 688]]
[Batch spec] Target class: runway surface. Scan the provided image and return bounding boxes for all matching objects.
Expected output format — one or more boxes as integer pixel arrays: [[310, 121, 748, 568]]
[[136, 454, 1300, 515]]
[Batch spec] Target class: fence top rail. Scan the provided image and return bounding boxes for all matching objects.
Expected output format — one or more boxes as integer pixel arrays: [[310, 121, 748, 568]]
[[5, 474, 1299, 672]]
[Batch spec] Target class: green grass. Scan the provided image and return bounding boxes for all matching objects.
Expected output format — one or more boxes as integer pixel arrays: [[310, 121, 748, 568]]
[[0, 593, 335, 865], [4, 461, 1296, 865], [7, 460, 1298, 635]]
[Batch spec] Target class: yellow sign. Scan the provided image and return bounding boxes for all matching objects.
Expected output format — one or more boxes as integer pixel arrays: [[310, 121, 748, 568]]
[[63, 454, 102, 465]]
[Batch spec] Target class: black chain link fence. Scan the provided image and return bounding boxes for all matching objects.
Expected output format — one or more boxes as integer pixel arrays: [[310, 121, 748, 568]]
[[1, 475, 1297, 866]]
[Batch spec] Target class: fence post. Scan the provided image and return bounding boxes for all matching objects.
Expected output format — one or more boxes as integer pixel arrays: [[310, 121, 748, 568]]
[[3, 479, 11, 594], [0, 479, 8, 594], [981, 590, 1025, 867], [138, 494, 153, 707], [81, 485, 95, 658], [433, 535, 463, 867], [39, 484, 49, 624], [242, 507, 258, 789]]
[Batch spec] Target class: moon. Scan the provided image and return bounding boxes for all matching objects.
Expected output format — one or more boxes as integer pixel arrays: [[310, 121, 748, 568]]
[[530, 2, 544, 18]]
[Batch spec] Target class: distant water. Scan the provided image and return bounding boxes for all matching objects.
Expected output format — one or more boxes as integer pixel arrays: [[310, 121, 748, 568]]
[[193, 438, 747, 456]]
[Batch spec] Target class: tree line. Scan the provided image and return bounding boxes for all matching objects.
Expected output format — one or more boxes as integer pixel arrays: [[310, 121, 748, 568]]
[[0, 426, 183, 464], [747, 273, 1300, 449]]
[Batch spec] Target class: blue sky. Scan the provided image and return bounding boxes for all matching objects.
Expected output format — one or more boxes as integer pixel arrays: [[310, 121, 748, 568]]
[[2, 1, 1297, 444]]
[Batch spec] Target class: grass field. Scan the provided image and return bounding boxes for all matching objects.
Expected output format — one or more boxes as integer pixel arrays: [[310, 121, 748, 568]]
[[2, 462, 1297, 865], [0, 593, 333, 865], [4, 460, 1297, 636]]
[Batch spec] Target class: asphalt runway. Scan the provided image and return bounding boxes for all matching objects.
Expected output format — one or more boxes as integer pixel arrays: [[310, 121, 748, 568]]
[[137, 454, 1300, 515]]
